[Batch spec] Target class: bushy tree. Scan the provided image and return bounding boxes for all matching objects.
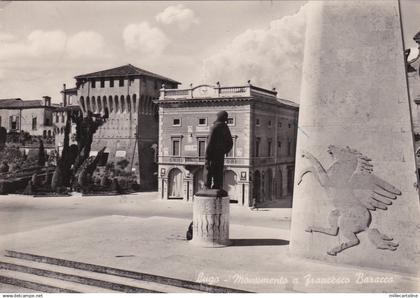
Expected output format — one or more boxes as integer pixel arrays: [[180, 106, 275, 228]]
[[51, 109, 108, 193]]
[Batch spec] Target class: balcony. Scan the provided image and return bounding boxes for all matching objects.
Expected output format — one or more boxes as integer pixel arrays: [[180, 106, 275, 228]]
[[253, 157, 275, 165], [159, 83, 277, 101], [159, 156, 250, 166]]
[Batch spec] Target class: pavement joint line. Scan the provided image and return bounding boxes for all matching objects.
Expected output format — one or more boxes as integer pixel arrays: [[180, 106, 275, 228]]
[[5, 250, 251, 293]]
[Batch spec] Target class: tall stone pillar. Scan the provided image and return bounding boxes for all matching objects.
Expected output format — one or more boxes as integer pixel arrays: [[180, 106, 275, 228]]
[[290, 0, 420, 274]]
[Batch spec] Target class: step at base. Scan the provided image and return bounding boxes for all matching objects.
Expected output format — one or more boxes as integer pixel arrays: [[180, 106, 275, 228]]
[[4, 250, 251, 293], [0, 269, 116, 293], [0, 257, 182, 293]]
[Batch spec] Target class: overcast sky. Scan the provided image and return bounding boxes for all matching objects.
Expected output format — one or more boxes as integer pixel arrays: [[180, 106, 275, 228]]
[[0, 1, 419, 103]]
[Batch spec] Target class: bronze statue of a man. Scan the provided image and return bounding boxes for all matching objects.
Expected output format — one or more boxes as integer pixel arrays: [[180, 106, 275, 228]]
[[204, 111, 233, 190]]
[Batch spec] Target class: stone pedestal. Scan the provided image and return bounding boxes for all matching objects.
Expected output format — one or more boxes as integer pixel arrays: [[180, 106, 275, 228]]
[[290, 0, 420, 274], [191, 189, 230, 247]]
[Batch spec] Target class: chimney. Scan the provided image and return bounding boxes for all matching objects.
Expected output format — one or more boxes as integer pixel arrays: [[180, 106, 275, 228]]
[[42, 96, 51, 107], [63, 84, 67, 107]]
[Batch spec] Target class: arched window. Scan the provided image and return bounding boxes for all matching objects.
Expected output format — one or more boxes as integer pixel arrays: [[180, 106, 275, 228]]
[[103, 96, 107, 113], [127, 95, 131, 112], [132, 94, 137, 112], [55, 113, 59, 123], [86, 97, 91, 112], [108, 96, 113, 113], [120, 95, 125, 113], [61, 112, 65, 123], [114, 95, 119, 113], [97, 96, 102, 112], [91, 96, 96, 112], [80, 96, 85, 112]]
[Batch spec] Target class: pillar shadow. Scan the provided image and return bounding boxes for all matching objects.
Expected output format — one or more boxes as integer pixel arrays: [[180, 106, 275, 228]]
[[230, 239, 289, 247]]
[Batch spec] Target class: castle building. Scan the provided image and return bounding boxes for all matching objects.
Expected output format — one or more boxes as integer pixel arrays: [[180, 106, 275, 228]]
[[155, 82, 299, 207], [72, 64, 179, 188], [0, 96, 56, 138]]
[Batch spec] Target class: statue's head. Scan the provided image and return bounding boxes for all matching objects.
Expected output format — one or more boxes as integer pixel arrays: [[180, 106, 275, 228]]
[[216, 110, 229, 123]]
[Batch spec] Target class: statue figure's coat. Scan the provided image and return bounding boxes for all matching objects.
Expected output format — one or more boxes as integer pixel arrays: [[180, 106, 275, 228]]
[[204, 111, 233, 189]]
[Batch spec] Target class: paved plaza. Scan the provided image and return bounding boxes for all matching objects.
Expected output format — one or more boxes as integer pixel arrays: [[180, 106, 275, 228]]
[[0, 193, 418, 293]]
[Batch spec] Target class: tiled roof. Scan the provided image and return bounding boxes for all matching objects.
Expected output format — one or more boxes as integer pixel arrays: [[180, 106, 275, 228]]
[[55, 105, 81, 112], [0, 98, 22, 106], [0, 98, 56, 109], [61, 87, 77, 94], [74, 64, 180, 84]]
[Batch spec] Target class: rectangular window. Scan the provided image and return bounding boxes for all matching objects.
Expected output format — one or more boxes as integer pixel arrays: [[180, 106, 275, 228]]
[[268, 120, 272, 127], [32, 117, 37, 130], [172, 139, 180, 156], [173, 118, 181, 126], [288, 123, 292, 128], [227, 117, 235, 126], [255, 137, 261, 157], [278, 121, 282, 128], [91, 80, 96, 88], [119, 79, 124, 87], [100, 80, 105, 88], [198, 118, 207, 126], [10, 116, 18, 130], [256, 118, 260, 126], [198, 140, 206, 157], [226, 138, 234, 157], [277, 141, 282, 156], [267, 139, 272, 156], [110, 79, 114, 87]]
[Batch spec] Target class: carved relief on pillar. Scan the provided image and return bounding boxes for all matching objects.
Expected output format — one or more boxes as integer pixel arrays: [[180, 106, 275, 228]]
[[297, 145, 402, 256]]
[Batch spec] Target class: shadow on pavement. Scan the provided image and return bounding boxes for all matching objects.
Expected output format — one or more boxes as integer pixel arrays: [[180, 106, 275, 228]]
[[230, 239, 289, 247]]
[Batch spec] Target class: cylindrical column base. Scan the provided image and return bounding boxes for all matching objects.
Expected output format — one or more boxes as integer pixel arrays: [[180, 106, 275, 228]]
[[191, 190, 230, 247]]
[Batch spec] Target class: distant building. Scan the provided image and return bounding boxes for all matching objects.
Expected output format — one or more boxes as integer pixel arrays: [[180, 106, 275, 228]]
[[73, 64, 180, 188], [52, 85, 80, 152], [156, 82, 299, 207], [407, 31, 420, 169], [0, 96, 56, 138]]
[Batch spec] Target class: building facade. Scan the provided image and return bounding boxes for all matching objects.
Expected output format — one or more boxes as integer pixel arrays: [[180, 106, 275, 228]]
[[73, 64, 179, 188], [156, 83, 299, 207], [53, 85, 80, 152], [0, 96, 56, 138]]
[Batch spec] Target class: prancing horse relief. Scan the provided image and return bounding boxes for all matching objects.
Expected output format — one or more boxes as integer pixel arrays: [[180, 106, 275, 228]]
[[297, 145, 402, 256]]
